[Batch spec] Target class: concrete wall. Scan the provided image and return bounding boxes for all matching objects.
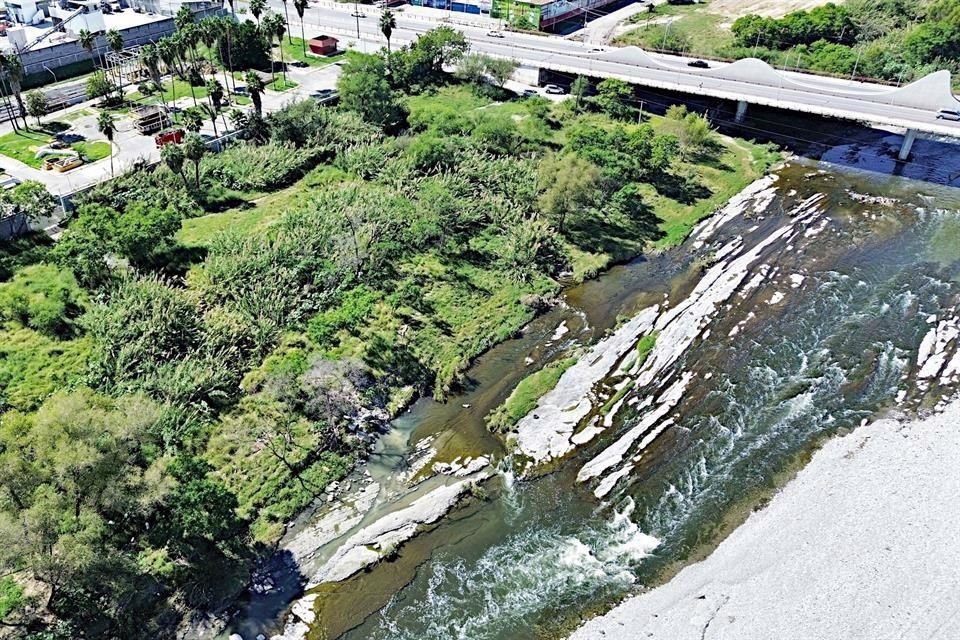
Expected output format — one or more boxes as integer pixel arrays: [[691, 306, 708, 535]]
[[16, 18, 176, 76], [0, 212, 29, 240]]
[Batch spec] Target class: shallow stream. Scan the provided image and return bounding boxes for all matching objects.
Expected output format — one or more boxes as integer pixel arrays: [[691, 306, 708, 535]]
[[229, 149, 960, 640]]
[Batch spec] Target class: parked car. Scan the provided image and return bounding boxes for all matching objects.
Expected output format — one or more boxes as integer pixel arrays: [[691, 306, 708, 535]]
[[487, 30, 505, 38], [521, 88, 538, 97], [310, 89, 340, 105], [687, 59, 710, 69], [936, 108, 960, 121], [544, 84, 566, 95], [289, 60, 309, 68]]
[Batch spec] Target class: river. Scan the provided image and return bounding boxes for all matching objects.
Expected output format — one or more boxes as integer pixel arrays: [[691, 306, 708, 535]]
[[227, 143, 960, 640]]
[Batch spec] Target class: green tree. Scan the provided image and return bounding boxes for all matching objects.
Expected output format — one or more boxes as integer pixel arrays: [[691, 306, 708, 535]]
[[380, 8, 396, 56], [77, 28, 97, 67], [250, 0, 267, 27], [337, 55, 406, 130], [245, 70, 265, 115], [7, 180, 55, 225], [182, 132, 207, 190], [294, 0, 309, 57], [161, 140, 188, 188], [1, 53, 28, 129], [97, 111, 116, 176], [594, 78, 634, 120], [85, 70, 115, 102], [105, 29, 124, 100], [483, 56, 518, 88], [571, 75, 589, 111], [139, 44, 165, 109], [183, 106, 205, 133], [25, 90, 47, 127], [537, 152, 602, 231]]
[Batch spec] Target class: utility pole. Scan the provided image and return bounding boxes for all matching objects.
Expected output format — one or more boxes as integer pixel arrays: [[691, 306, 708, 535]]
[[637, 100, 644, 122], [354, 0, 361, 39]]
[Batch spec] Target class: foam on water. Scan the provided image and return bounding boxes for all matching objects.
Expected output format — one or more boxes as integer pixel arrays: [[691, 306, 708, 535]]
[[372, 498, 658, 640]]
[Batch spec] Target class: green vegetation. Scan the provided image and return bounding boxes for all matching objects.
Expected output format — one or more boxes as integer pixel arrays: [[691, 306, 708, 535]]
[[0, 22, 778, 639], [266, 77, 299, 91], [280, 37, 346, 67], [487, 357, 578, 432], [616, 0, 960, 85], [0, 129, 109, 168], [635, 332, 657, 364]]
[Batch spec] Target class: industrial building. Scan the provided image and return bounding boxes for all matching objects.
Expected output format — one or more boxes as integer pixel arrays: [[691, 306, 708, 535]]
[[0, 0, 220, 78], [409, 0, 620, 30]]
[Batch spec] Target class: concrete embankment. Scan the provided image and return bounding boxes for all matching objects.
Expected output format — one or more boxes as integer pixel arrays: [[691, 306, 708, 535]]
[[570, 401, 960, 640]]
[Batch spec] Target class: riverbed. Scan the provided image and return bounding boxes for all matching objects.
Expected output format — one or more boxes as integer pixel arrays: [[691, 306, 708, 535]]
[[227, 153, 960, 640]]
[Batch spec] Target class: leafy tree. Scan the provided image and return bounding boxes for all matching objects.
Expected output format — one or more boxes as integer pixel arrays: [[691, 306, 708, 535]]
[[25, 90, 47, 127], [594, 78, 634, 120], [537, 152, 602, 231], [139, 44, 165, 108], [337, 55, 406, 130], [390, 26, 469, 89], [571, 75, 589, 111], [85, 71, 115, 102], [218, 19, 268, 71], [484, 56, 518, 88], [97, 111, 116, 175], [4, 180, 56, 225]]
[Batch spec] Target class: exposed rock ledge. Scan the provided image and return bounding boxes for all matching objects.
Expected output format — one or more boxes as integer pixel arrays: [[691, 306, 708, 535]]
[[268, 472, 490, 640], [569, 401, 960, 640]]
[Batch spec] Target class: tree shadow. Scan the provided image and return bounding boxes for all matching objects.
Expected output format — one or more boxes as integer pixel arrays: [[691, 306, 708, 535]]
[[652, 171, 712, 204]]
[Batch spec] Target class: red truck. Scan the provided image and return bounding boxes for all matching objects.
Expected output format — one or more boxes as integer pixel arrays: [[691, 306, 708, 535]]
[[154, 128, 184, 148]]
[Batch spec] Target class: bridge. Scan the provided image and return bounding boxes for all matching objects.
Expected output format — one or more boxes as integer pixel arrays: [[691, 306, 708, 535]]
[[263, 1, 960, 160]]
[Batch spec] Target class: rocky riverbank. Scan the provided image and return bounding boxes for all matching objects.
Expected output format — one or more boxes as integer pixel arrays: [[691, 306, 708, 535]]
[[570, 399, 960, 639]]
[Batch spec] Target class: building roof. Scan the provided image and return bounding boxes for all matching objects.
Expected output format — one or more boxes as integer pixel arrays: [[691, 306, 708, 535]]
[[0, 9, 168, 52]]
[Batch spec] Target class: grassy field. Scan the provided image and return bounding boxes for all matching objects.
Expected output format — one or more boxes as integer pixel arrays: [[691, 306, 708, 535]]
[[0, 130, 112, 168], [127, 78, 211, 105], [279, 38, 347, 68], [266, 77, 299, 92], [615, 4, 733, 57]]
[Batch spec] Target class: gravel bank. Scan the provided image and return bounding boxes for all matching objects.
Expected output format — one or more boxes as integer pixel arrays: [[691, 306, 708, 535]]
[[570, 402, 960, 640]]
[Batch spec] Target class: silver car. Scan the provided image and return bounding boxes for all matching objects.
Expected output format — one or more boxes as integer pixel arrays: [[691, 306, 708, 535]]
[[936, 109, 960, 121]]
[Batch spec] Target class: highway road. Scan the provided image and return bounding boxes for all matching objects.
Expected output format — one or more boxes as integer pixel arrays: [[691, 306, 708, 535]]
[[251, 0, 960, 139]]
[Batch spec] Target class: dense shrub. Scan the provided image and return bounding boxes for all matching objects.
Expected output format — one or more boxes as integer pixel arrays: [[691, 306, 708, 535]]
[[203, 142, 325, 192]]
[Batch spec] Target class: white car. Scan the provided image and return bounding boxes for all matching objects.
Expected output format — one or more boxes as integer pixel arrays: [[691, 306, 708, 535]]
[[544, 84, 566, 95], [487, 30, 505, 38], [936, 108, 960, 121]]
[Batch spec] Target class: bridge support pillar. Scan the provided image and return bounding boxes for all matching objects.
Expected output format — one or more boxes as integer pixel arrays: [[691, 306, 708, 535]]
[[898, 128, 918, 161], [735, 100, 748, 124]]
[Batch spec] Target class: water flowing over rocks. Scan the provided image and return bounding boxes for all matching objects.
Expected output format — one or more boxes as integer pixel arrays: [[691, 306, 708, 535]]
[[569, 401, 960, 640]]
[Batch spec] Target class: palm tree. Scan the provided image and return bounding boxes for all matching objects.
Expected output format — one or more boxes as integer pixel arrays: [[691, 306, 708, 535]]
[[250, 0, 266, 28], [206, 77, 227, 133], [182, 132, 206, 190], [294, 0, 309, 57], [244, 70, 264, 115], [97, 111, 116, 175], [217, 16, 236, 91], [105, 29, 124, 100], [157, 37, 179, 104], [139, 44, 165, 109], [269, 13, 288, 88], [280, 0, 293, 44], [178, 24, 200, 107], [380, 9, 396, 57], [2, 54, 28, 130], [182, 107, 204, 133], [78, 28, 98, 68], [161, 141, 188, 188]]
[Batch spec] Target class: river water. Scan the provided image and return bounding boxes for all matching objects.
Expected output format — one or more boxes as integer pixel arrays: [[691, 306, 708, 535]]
[[230, 152, 960, 640]]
